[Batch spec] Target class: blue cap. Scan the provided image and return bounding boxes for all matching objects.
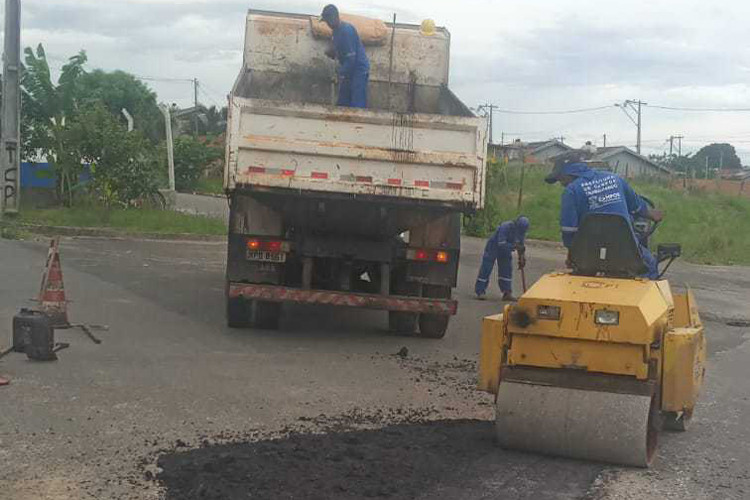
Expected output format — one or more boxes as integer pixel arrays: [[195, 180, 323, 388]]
[[545, 161, 591, 184]]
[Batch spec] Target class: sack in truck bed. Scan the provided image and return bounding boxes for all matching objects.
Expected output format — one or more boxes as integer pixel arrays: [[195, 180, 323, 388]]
[[309, 14, 388, 46]]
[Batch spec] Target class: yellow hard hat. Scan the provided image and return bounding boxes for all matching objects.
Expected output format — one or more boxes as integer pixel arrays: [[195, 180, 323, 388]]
[[420, 19, 436, 36]]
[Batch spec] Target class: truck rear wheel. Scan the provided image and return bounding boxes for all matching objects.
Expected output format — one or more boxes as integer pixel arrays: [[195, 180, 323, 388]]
[[254, 301, 281, 330], [417, 285, 451, 339], [418, 314, 450, 339], [388, 311, 417, 334], [227, 297, 251, 328]]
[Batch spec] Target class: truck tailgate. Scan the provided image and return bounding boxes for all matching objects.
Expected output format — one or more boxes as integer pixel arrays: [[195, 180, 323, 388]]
[[226, 97, 488, 209]]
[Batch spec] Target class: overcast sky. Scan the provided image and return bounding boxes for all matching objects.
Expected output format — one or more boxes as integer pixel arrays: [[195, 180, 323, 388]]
[[11, 0, 750, 163]]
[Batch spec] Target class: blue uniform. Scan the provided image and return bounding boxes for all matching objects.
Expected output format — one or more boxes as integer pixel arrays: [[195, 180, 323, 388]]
[[475, 220, 528, 295], [559, 164, 658, 278], [332, 22, 370, 108]]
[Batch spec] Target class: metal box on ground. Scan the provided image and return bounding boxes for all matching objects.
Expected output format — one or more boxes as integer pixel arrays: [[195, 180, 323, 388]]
[[12, 309, 56, 361]]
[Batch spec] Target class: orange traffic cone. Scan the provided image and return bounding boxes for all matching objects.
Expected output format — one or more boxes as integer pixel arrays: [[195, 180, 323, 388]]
[[38, 238, 69, 327]]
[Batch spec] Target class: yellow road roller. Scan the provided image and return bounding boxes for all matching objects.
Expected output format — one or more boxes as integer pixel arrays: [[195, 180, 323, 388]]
[[478, 214, 706, 466]]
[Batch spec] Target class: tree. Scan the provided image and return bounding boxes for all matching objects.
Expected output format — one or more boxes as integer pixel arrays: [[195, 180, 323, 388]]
[[172, 135, 222, 191], [693, 143, 742, 172], [21, 44, 88, 204], [66, 102, 162, 207], [76, 70, 163, 143], [199, 105, 227, 136]]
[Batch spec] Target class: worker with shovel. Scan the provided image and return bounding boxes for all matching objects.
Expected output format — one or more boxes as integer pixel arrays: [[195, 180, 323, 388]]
[[475, 216, 530, 302]]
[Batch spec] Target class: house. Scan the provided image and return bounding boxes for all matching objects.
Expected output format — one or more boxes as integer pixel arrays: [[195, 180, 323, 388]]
[[526, 140, 572, 162], [719, 168, 750, 181], [591, 146, 671, 179], [488, 139, 572, 163]]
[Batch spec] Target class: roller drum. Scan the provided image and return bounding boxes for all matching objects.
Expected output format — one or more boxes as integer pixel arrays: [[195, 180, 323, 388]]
[[495, 381, 656, 467]]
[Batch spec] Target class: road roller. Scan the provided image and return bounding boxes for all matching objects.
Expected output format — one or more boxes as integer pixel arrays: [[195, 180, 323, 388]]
[[478, 213, 706, 466]]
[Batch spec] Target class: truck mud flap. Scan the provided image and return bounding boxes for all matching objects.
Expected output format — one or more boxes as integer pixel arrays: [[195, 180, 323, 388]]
[[228, 283, 457, 315]]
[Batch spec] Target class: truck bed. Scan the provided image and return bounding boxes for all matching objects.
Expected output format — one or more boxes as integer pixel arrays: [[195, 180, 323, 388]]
[[225, 10, 488, 210], [226, 96, 486, 208]]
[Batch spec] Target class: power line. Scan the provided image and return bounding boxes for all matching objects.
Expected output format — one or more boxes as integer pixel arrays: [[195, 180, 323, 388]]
[[488, 105, 613, 115], [649, 104, 750, 112], [199, 82, 228, 102], [197, 86, 222, 109], [133, 75, 195, 84]]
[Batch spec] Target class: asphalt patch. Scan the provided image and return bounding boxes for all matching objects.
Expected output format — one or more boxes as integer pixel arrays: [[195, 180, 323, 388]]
[[156, 419, 602, 500], [156, 420, 486, 499]]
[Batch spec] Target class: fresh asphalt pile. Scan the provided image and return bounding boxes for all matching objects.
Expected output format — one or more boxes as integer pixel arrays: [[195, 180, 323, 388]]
[[156, 420, 490, 499], [154, 418, 602, 500], [150, 355, 601, 500], [150, 355, 601, 499]]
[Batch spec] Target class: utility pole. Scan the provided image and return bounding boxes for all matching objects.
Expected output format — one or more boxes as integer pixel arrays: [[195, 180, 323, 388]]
[[603, 134, 607, 147], [121, 108, 134, 132], [636, 101, 642, 155], [616, 100, 647, 155], [669, 136, 674, 156], [481, 104, 496, 144], [193, 78, 200, 136], [160, 105, 176, 191], [675, 135, 683, 157], [1, 0, 21, 216], [705, 156, 709, 180]]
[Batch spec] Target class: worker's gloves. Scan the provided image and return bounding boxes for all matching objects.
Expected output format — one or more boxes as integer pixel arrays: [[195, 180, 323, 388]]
[[325, 47, 337, 60], [649, 209, 664, 223], [518, 253, 527, 270]]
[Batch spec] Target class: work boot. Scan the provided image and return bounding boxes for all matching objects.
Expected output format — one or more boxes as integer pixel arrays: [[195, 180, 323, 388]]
[[475, 293, 487, 301], [501, 292, 518, 302]]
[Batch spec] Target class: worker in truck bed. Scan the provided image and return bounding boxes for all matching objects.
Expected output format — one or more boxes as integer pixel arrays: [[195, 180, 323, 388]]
[[475, 216, 530, 302], [321, 4, 370, 108]]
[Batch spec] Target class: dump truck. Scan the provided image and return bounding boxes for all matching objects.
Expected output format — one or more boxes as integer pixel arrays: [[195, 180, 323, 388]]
[[224, 10, 488, 337], [479, 211, 705, 466]]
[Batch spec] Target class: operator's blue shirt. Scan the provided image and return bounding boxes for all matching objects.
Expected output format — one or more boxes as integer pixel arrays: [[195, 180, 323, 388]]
[[332, 22, 370, 78], [490, 220, 527, 251], [560, 165, 648, 248]]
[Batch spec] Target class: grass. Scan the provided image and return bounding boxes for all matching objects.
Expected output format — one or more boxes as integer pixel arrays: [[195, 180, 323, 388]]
[[465, 161, 750, 266], [17, 206, 226, 236], [193, 177, 225, 195]]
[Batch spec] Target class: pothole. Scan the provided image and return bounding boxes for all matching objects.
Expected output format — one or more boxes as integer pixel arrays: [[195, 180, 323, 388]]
[[726, 320, 750, 328]]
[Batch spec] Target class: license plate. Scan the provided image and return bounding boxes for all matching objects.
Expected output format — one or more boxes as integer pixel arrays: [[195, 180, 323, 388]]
[[246, 250, 286, 263]]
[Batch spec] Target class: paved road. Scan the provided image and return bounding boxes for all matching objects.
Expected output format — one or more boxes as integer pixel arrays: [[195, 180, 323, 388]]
[[0, 236, 748, 499]]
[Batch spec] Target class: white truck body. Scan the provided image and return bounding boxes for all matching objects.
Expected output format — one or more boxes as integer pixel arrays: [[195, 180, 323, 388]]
[[223, 10, 487, 336], [225, 10, 488, 209]]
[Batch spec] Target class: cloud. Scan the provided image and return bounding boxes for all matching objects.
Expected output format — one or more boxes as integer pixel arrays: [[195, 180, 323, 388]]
[[5, 0, 750, 161]]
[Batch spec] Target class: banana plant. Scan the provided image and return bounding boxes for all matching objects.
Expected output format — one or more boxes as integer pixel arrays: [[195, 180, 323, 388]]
[[21, 44, 87, 205]]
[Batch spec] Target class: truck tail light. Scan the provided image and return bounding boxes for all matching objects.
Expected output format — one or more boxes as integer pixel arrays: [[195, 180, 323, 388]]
[[406, 248, 450, 263], [246, 239, 288, 253], [266, 240, 282, 253], [414, 249, 429, 261]]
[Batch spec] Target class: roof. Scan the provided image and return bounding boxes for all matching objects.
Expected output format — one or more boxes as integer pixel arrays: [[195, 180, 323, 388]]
[[592, 146, 672, 174], [530, 140, 572, 154], [493, 139, 571, 151]]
